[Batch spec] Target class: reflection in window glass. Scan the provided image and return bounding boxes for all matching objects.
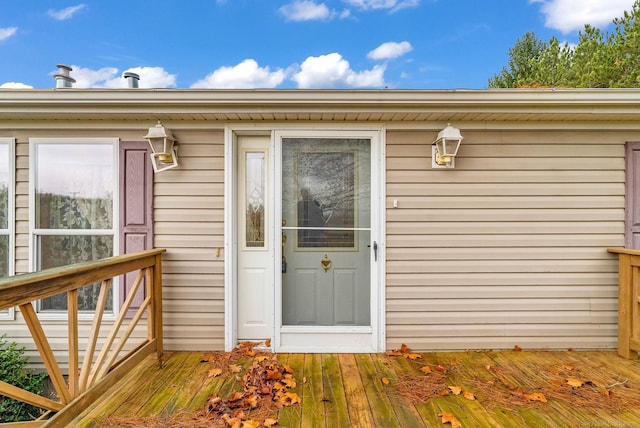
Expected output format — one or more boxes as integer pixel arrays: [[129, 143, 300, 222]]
[[32, 141, 116, 312], [36, 144, 113, 229], [0, 143, 8, 280], [38, 235, 114, 311], [0, 232, 6, 278], [245, 152, 265, 247], [0, 144, 7, 230]]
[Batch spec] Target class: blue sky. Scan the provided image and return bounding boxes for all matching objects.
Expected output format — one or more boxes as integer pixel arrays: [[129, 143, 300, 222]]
[[0, 0, 636, 89]]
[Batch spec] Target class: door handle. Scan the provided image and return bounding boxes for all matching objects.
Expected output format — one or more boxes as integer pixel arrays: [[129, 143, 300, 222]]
[[373, 241, 378, 261]]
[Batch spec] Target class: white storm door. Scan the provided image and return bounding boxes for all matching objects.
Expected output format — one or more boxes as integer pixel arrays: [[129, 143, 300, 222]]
[[277, 131, 379, 352], [237, 136, 273, 341]]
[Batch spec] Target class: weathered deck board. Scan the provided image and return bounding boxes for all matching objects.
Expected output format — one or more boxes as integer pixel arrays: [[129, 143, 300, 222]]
[[320, 353, 351, 427], [354, 353, 397, 427], [300, 353, 324, 427], [339, 353, 376, 428], [369, 351, 425, 427], [65, 350, 640, 428], [275, 353, 303, 427]]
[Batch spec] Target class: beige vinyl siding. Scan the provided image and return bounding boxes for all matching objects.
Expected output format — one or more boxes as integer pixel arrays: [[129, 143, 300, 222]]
[[153, 129, 225, 351], [385, 129, 626, 351]]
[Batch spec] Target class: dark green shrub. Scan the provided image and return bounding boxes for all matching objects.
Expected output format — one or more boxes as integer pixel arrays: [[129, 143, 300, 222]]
[[0, 335, 48, 422]]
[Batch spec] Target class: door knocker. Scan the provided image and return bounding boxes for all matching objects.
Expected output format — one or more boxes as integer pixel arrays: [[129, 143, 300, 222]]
[[321, 254, 332, 272]]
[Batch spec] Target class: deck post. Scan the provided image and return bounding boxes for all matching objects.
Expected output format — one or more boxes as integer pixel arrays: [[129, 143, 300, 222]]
[[608, 248, 640, 359], [617, 253, 633, 359], [153, 252, 164, 367]]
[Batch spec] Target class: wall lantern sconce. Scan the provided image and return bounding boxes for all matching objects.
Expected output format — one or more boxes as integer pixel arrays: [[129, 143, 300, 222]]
[[145, 120, 178, 173], [432, 123, 463, 169]]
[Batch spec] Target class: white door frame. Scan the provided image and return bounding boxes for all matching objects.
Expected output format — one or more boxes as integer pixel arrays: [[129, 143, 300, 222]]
[[224, 125, 386, 353]]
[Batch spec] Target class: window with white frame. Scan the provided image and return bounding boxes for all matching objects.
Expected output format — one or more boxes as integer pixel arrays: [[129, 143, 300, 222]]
[[0, 138, 15, 320], [30, 139, 118, 314]]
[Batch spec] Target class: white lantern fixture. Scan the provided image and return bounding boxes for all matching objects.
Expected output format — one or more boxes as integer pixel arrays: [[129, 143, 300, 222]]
[[145, 120, 179, 173], [432, 123, 463, 169]]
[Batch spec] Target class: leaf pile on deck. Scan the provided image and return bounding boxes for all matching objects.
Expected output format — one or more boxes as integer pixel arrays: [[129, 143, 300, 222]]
[[387, 344, 463, 402], [196, 341, 300, 427], [387, 343, 640, 427], [473, 359, 640, 414], [101, 342, 299, 428]]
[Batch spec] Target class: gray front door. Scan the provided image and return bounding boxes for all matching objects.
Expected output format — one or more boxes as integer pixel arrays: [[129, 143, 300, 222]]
[[278, 134, 375, 351]]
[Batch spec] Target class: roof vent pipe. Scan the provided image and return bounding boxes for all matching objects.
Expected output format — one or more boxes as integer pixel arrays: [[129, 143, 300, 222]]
[[123, 72, 140, 88], [53, 64, 76, 88]]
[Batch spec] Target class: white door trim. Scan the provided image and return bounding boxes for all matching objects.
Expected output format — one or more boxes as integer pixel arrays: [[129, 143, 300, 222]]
[[224, 125, 386, 353]]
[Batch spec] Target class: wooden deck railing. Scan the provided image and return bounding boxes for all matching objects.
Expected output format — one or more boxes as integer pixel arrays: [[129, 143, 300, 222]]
[[0, 248, 166, 427], [608, 247, 640, 359]]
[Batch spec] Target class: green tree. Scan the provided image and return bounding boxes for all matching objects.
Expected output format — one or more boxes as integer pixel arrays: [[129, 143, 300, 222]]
[[611, 4, 640, 86], [488, 32, 548, 88], [488, 0, 640, 88]]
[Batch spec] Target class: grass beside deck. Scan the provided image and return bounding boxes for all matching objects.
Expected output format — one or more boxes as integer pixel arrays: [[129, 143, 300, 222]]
[[69, 349, 640, 427]]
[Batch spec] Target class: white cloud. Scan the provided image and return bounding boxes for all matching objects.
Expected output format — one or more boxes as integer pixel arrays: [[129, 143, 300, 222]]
[[292, 53, 386, 88], [0, 27, 18, 41], [66, 65, 176, 88], [0, 82, 33, 89], [48, 4, 86, 21], [343, 0, 420, 12], [367, 41, 413, 60], [191, 59, 286, 89], [530, 0, 635, 33], [68, 66, 118, 88], [280, 1, 333, 21]]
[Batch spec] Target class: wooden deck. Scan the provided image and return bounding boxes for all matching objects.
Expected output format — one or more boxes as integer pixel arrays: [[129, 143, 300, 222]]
[[68, 348, 640, 427]]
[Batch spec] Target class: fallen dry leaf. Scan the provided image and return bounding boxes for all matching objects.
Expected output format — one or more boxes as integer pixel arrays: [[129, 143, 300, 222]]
[[224, 416, 241, 428], [514, 345, 522, 352], [266, 369, 283, 380], [263, 418, 278, 427], [264, 338, 271, 347], [420, 365, 432, 374], [439, 412, 462, 428], [280, 392, 301, 406], [282, 376, 297, 388], [524, 392, 548, 403], [463, 391, 477, 401], [241, 420, 260, 428], [407, 353, 423, 360], [208, 368, 223, 378], [566, 378, 585, 388], [381, 377, 390, 385], [229, 364, 243, 373], [448, 386, 462, 395], [228, 391, 244, 402]]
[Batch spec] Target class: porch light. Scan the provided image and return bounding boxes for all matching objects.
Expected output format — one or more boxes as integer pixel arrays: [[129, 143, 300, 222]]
[[144, 120, 179, 173], [432, 123, 463, 169]]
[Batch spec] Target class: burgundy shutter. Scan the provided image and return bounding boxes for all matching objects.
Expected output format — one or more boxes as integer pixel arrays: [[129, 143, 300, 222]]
[[119, 141, 153, 316], [626, 142, 640, 249]]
